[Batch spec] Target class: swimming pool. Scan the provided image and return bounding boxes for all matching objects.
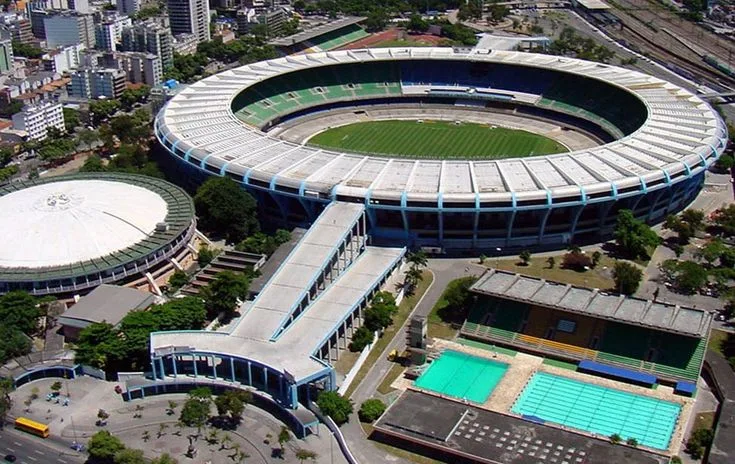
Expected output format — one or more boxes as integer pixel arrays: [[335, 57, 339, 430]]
[[512, 372, 681, 450], [414, 350, 508, 403]]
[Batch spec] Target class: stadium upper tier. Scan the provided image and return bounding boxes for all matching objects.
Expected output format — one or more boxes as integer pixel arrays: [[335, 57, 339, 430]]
[[156, 48, 727, 208]]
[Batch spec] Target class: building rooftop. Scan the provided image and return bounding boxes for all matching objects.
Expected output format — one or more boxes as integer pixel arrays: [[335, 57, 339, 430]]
[[374, 390, 668, 464], [58, 284, 156, 329], [471, 269, 713, 338], [575, 0, 612, 10], [0, 178, 168, 269], [268, 16, 366, 46]]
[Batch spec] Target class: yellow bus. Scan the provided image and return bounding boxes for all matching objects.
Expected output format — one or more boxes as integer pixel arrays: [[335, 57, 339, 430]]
[[14, 417, 50, 438]]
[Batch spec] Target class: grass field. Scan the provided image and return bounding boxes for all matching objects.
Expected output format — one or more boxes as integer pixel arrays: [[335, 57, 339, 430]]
[[308, 120, 568, 159]]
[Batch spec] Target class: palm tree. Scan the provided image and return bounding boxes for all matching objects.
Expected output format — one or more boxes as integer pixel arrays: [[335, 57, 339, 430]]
[[406, 250, 428, 269], [157, 423, 168, 438], [403, 266, 423, 295], [167, 400, 178, 416], [278, 426, 291, 457], [141, 430, 151, 442]]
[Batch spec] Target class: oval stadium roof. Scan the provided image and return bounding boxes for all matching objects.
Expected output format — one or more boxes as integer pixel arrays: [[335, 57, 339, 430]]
[[156, 47, 728, 204]]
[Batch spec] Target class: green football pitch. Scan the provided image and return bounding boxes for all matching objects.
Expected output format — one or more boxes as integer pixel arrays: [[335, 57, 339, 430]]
[[307, 120, 568, 159]]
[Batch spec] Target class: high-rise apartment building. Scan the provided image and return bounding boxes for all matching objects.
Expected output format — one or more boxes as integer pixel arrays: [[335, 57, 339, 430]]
[[121, 22, 172, 69], [69, 67, 125, 99], [7, 18, 33, 44], [167, 0, 210, 44], [11, 102, 65, 140], [117, 0, 140, 16], [0, 28, 13, 74], [42, 44, 84, 73], [44, 12, 95, 48], [118, 51, 162, 86]]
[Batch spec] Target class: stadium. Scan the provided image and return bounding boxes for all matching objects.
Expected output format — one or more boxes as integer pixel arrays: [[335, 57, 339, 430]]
[[155, 47, 728, 251], [0, 173, 197, 296]]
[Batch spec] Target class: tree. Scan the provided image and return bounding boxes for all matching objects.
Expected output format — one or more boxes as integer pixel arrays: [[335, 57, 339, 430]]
[[317, 391, 353, 425], [151, 454, 178, 464], [50, 381, 63, 394], [277, 426, 291, 457], [197, 244, 216, 267], [194, 176, 259, 243], [74, 322, 126, 370], [674, 261, 708, 294], [179, 389, 212, 430], [89, 99, 121, 125], [591, 251, 602, 268], [0, 378, 13, 425], [614, 210, 660, 260], [546, 256, 555, 269], [363, 292, 398, 332], [0, 325, 32, 363], [113, 448, 146, 464], [519, 250, 531, 266], [199, 271, 250, 321], [562, 249, 593, 271], [625, 437, 638, 447], [295, 449, 318, 463], [168, 270, 189, 290], [236, 230, 291, 256], [358, 399, 386, 422], [696, 239, 727, 266], [214, 389, 252, 425], [488, 4, 510, 22], [437, 276, 479, 323], [80, 154, 106, 172], [665, 209, 705, 244], [609, 433, 622, 444], [0, 290, 41, 335], [63, 107, 80, 132], [11, 40, 42, 58], [712, 204, 735, 236], [167, 400, 179, 416], [613, 262, 643, 295], [406, 250, 428, 269], [407, 14, 429, 33], [87, 430, 125, 463], [349, 326, 374, 352]]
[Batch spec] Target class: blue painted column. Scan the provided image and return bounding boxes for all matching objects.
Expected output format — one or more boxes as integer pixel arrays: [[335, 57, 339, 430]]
[[151, 358, 158, 380], [158, 358, 165, 378], [247, 361, 252, 386], [172, 356, 178, 377], [193, 355, 198, 377], [230, 357, 236, 382], [264, 367, 269, 391], [290, 384, 298, 409], [212, 356, 218, 379], [328, 370, 337, 391]]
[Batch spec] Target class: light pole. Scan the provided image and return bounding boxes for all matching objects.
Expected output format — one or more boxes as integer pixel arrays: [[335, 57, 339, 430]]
[[495, 247, 502, 269]]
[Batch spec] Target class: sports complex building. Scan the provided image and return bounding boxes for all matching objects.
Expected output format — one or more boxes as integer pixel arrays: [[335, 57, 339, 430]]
[[0, 173, 197, 296], [155, 47, 728, 251]]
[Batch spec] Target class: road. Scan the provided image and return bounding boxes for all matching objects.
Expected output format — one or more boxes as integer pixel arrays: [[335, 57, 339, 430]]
[[0, 427, 85, 464]]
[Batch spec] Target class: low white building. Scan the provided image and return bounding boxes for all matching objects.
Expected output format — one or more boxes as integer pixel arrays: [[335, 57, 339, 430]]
[[42, 44, 85, 74], [11, 102, 65, 140]]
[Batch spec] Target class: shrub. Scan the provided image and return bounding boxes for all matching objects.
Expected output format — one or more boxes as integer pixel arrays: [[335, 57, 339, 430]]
[[358, 399, 386, 423], [317, 391, 353, 425], [348, 327, 373, 352], [609, 433, 621, 444], [519, 250, 531, 266], [562, 250, 592, 271], [625, 437, 638, 447]]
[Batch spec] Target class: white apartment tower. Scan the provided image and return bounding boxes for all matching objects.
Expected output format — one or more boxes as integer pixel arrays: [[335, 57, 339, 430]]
[[12, 102, 65, 141], [117, 0, 141, 16], [167, 0, 210, 44]]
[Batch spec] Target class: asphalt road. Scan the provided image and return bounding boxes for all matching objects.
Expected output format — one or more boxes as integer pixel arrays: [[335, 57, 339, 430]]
[[0, 428, 85, 464]]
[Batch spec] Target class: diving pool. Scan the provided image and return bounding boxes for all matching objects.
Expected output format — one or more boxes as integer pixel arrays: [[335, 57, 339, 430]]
[[512, 372, 681, 450], [414, 350, 508, 403]]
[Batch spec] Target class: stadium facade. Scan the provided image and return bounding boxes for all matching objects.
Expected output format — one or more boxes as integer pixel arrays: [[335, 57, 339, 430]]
[[155, 47, 728, 251], [0, 173, 196, 296]]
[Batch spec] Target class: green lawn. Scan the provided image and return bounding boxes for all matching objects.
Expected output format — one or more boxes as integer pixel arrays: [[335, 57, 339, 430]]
[[308, 120, 568, 160]]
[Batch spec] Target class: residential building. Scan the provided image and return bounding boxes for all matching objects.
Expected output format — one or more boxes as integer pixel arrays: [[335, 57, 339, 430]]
[[167, 0, 210, 44], [171, 32, 197, 55], [11, 101, 65, 140], [68, 0, 89, 14], [69, 67, 125, 99], [151, 78, 184, 113], [6, 18, 33, 44], [44, 11, 95, 48], [118, 51, 161, 86], [237, 7, 287, 36], [117, 0, 140, 16], [0, 28, 13, 74], [41, 44, 84, 73], [29, 9, 47, 39], [95, 22, 117, 51], [121, 22, 172, 69]]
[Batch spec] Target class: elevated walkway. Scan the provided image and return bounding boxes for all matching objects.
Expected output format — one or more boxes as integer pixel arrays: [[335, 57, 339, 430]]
[[149, 202, 405, 409]]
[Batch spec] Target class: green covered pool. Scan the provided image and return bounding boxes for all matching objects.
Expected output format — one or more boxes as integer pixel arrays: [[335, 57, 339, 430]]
[[414, 350, 508, 403]]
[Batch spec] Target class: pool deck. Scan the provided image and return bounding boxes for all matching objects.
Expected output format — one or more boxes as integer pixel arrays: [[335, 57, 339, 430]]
[[391, 338, 694, 456]]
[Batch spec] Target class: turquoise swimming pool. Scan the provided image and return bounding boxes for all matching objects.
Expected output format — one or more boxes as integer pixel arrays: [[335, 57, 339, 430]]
[[512, 372, 681, 450], [414, 350, 508, 403]]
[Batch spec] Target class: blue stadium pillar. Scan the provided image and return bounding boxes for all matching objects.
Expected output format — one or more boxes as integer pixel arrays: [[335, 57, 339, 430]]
[[193, 355, 198, 378], [230, 357, 236, 382], [212, 356, 217, 379], [290, 384, 298, 409], [172, 356, 178, 378], [264, 367, 269, 391], [151, 358, 158, 380], [569, 205, 585, 240], [328, 369, 337, 391], [158, 358, 165, 378], [247, 361, 252, 386]]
